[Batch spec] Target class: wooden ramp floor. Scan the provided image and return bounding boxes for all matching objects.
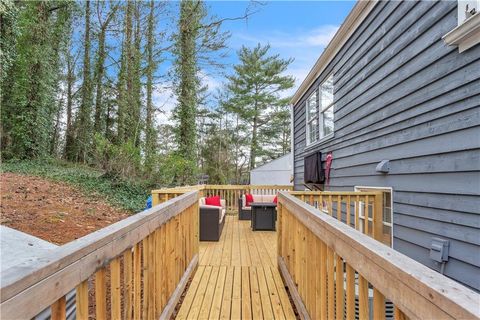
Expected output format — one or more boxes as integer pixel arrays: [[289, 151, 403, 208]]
[[176, 216, 296, 319]]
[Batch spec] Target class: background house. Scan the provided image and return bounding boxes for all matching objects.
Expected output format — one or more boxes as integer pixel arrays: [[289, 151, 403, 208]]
[[291, 1, 480, 291], [250, 153, 293, 185]]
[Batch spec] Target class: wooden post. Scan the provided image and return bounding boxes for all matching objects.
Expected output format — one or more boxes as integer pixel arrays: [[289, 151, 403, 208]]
[[373, 192, 384, 242]]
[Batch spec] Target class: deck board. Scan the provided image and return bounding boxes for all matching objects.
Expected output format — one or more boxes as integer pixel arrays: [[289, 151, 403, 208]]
[[177, 216, 296, 319]]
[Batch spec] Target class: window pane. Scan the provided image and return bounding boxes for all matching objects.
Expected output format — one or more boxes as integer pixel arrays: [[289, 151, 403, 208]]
[[321, 106, 334, 138], [306, 91, 317, 121], [320, 75, 334, 109], [308, 118, 319, 144]]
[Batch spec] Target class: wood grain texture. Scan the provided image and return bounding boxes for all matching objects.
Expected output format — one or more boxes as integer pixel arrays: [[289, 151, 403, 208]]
[[277, 192, 480, 320], [1, 192, 199, 320], [178, 216, 295, 320]]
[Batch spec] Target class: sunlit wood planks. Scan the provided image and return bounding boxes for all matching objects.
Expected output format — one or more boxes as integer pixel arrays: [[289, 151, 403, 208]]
[[178, 216, 295, 319]]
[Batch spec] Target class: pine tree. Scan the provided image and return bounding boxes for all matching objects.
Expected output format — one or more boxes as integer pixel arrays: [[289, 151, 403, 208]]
[[225, 44, 294, 170]]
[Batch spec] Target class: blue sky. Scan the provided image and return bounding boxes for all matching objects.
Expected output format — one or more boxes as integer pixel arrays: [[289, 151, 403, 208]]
[[156, 0, 355, 123]]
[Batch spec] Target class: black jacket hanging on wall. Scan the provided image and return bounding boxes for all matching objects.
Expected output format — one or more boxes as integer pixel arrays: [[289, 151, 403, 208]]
[[304, 151, 324, 184]]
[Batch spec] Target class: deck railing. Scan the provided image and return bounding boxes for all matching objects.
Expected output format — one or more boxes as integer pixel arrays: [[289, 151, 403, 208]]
[[289, 191, 391, 246], [277, 192, 480, 320], [152, 184, 293, 214], [0, 191, 199, 320]]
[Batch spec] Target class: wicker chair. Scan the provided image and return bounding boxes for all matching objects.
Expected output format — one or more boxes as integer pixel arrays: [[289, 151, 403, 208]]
[[199, 197, 226, 241]]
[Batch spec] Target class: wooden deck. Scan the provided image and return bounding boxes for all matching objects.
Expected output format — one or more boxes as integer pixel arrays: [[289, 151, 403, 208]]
[[176, 216, 296, 319]]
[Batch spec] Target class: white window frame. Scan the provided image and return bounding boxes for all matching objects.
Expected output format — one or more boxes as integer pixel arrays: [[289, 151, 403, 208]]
[[305, 90, 319, 146], [354, 186, 394, 247], [319, 74, 334, 141], [443, 1, 480, 52]]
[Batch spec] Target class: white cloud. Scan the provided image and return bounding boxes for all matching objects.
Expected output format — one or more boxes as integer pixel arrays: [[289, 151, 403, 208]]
[[232, 24, 338, 49], [229, 24, 339, 96], [303, 25, 339, 46], [152, 73, 223, 125], [152, 83, 175, 125]]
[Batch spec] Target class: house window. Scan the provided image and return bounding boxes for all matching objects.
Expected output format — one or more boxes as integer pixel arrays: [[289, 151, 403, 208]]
[[306, 90, 319, 145], [355, 186, 393, 247], [319, 74, 334, 139]]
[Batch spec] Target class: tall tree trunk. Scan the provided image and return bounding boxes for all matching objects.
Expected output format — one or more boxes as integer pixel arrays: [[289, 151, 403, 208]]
[[174, 0, 201, 184], [249, 101, 258, 170], [75, 0, 92, 162], [131, 0, 142, 147], [93, 3, 117, 138], [64, 52, 75, 159], [144, 0, 156, 169], [93, 26, 107, 135], [116, 0, 133, 144]]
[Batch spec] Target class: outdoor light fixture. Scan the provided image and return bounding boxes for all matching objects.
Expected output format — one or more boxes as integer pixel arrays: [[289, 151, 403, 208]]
[[376, 160, 390, 174]]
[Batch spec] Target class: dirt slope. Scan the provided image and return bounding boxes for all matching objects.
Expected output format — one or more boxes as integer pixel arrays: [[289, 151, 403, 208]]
[[1, 173, 129, 245]]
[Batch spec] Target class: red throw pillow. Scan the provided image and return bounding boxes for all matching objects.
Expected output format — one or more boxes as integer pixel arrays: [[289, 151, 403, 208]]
[[245, 193, 254, 207], [273, 196, 278, 204], [205, 196, 221, 207]]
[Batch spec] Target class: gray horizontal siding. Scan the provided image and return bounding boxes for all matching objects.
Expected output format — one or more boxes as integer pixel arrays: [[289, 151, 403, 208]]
[[292, 0, 480, 291]]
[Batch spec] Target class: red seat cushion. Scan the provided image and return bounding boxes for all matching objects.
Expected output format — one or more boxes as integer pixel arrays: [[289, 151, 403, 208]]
[[205, 196, 221, 207], [245, 193, 254, 207], [273, 196, 278, 204]]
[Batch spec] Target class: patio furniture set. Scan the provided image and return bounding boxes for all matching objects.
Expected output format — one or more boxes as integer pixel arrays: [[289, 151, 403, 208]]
[[198, 193, 278, 241]]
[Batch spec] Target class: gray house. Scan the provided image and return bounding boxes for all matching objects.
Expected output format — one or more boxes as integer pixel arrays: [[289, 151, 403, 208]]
[[291, 1, 480, 291]]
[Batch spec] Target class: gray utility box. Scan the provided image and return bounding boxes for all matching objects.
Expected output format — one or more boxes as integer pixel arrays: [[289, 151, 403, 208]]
[[430, 238, 450, 263]]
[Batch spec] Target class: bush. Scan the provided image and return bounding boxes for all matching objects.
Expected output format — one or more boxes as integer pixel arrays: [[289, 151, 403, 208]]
[[93, 134, 142, 180]]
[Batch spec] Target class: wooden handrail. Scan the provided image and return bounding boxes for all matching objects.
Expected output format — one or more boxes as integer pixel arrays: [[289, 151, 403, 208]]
[[152, 184, 293, 215], [277, 192, 480, 320], [1, 191, 199, 319], [288, 190, 389, 245]]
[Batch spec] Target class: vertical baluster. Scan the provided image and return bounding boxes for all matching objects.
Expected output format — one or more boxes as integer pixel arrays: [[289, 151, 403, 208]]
[[364, 195, 369, 235], [346, 195, 351, 227], [133, 242, 142, 319], [149, 233, 156, 320], [346, 264, 355, 320], [320, 241, 328, 320], [327, 246, 335, 319], [394, 306, 408, 320], [328, 195, 333, 216], [51, 296, 66, 320], [374, 288, 386, 319], [76, 280, 89, 320], [373, 192, 384, 243], [355, 195, 360, 231], [111, 258, 121, 320], [335, 255, 344, 320], [142, 236, 149, 320], [95, 267, 107, 320], [124, 249, 133, 320], [358, 275, 369, 320], [337, 195, 342, 221]]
